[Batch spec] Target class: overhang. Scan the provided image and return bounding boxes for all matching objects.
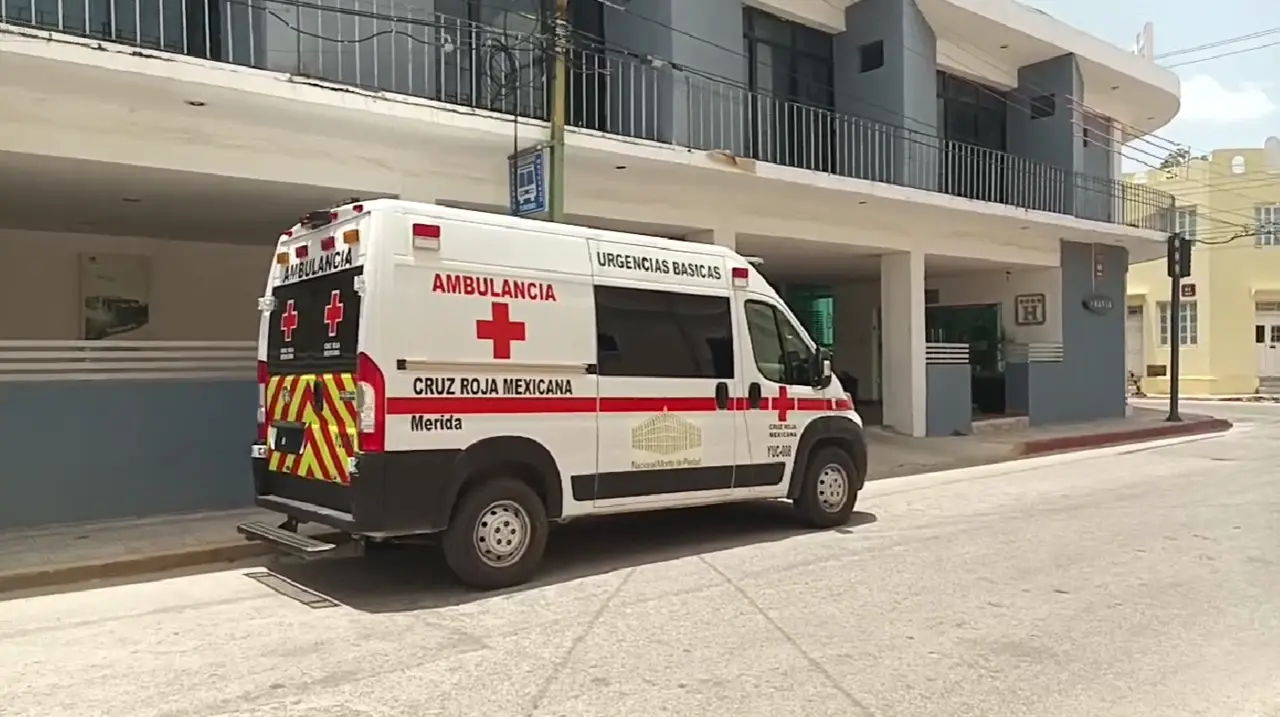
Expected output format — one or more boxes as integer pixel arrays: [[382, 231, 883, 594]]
[[749, 0, 1180, 137]]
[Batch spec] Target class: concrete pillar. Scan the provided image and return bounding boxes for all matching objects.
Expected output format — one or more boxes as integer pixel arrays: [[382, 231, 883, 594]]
[[685, 228, 736, 250], [880, 251, 926, 436]]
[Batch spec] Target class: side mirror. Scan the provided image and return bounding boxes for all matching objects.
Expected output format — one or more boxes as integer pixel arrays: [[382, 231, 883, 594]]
[[811, 348, 833, 389]]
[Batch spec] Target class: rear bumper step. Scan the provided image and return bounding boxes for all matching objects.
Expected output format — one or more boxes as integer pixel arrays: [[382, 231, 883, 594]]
[[237, 521, 339, 558]]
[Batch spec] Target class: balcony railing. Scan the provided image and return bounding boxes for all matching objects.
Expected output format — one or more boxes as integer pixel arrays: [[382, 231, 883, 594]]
[[3, 0, 1175, 232]]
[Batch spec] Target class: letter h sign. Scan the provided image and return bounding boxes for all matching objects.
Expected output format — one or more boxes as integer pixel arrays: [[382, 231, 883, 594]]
[[1014, 293, 1046, 326]]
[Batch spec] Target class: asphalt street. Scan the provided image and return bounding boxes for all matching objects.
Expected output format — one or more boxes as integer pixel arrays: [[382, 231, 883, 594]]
[[3, 402, 1278, 717]]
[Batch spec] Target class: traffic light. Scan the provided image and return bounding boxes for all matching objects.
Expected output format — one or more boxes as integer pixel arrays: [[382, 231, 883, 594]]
[[1166, 233, 1192, 279]]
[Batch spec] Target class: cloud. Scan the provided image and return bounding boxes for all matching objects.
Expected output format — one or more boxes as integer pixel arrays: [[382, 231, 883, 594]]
[[1176, 74, 1276, 123]]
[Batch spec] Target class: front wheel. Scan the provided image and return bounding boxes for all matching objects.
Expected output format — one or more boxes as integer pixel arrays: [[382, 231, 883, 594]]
[[442, 477, 548, 590], [794, 446, 858, 528]]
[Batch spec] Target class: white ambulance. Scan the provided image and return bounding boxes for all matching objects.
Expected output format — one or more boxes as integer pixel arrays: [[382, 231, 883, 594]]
[[238, 200, 867, 589]]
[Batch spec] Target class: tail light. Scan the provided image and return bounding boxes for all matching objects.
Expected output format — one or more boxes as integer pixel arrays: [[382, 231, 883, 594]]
[[256, 360, 269, 441], [355, 352, 386, 452]]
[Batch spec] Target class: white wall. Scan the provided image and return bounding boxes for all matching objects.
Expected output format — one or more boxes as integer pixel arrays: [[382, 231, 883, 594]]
[[0, 230, 271, 341], [926, 268, 1063, 343]]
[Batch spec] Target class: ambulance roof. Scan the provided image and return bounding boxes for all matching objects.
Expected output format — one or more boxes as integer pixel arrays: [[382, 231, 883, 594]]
[[360, 199, 747, 265]]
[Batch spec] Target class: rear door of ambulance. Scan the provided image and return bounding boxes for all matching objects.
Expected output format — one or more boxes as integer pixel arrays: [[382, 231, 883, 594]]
[[262, 212, 365, 491]]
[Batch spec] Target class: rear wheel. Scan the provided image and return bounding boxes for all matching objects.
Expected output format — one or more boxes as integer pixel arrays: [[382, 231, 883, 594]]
[[442, 477, 548, 590], [794, 446, 858, 528]]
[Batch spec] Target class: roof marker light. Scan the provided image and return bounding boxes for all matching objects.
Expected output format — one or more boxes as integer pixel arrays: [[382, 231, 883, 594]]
[[275, 252, 289, 265], [295, 244, 310, 259], [343, 229, 360, 245], [731, 266, 749, 288], [320, 236, 336, 252], [412, 223, 441, 251]]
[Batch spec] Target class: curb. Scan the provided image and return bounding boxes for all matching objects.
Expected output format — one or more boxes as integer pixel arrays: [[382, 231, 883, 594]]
[[0, 541, 271, 596], [1017, 418, 1233, 456]]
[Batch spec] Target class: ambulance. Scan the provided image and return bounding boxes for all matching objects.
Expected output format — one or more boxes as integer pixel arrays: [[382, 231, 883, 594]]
[[238, 200, 868, 589]]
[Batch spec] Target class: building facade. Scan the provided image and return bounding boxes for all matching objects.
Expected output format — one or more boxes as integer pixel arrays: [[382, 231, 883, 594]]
[[1126, 146, 1280, 397], [0, 0, 1178, 528]]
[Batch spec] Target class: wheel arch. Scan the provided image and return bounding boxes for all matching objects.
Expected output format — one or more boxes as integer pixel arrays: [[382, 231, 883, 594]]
[[447, 435, 565, 521], [787, 417, 868, 500]]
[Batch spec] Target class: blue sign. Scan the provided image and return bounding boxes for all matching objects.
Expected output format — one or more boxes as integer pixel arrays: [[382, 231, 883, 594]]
[[509, 147, 548, 217]]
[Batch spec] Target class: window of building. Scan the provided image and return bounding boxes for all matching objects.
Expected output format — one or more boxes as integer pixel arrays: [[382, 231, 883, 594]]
[[1256, 204, 1280, 247], [743, 8, 834, 107], [1030, 94, 1055, 120], [744, 300, 815, 385], [936, 71, 1007, 152], [743, 7, 835, 173], [784, 284, 834, 350], [594, 286, 734, 379], [1158, 301, 1199, 346], [1258, 325, 1267, 343], [858, 40, 884, 73], [1175, 205, 1198, 241]]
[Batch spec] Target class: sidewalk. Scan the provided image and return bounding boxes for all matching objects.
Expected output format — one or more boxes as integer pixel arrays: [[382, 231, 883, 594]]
[[0, 408, 1231, 595], [0, 508, 277, 594], [868, 406, 1231, 479]]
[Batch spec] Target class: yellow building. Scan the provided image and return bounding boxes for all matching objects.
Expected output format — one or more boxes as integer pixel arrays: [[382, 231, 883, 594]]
[[1125, 146, 1280, 396]]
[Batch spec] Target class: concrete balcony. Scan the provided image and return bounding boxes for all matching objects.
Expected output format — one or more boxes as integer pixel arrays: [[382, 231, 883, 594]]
[[1, 0, 1175, 233]]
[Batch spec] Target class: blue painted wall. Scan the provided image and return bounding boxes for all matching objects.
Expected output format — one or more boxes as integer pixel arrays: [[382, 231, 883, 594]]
[[1006, 53, 1081, 215], [1057, 240, 1128, 422], [603, 0, 746, 148], [834, 0, 938, 186], [925, 363, 972, 436], [0, 380, 257, 530]]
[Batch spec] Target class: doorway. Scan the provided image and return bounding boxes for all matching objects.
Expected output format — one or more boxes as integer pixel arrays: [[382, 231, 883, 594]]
[[925, 303, 1004, 415], [1256, 303, 1280, 379], [1126, 305, 1145, 379]]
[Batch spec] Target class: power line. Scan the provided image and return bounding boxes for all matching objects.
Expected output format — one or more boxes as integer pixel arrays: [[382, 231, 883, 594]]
[[1156, 26, 1280, 60], [1164, 40, 1280, 69]]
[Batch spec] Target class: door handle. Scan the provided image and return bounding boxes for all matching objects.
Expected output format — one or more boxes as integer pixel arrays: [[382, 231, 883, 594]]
[[748, 382, 763, 409], [714, 382, 729, 410]]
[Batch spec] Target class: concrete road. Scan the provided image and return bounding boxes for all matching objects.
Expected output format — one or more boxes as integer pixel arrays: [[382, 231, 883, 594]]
[[3, 405, 1278, 717]]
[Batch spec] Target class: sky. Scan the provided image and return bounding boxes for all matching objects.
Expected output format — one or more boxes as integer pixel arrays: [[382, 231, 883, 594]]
[[1020, 0, 1280, 170]]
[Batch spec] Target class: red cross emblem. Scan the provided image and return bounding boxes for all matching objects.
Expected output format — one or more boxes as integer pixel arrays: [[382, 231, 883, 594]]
[[771, 385, 796, 421], [280, 299, 299, 342], [323, 290, 344, 337], [476, 302, 526, 360]]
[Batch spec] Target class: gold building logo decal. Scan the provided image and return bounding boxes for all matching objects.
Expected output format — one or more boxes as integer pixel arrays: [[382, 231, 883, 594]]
[[630, 410, 703, 470]]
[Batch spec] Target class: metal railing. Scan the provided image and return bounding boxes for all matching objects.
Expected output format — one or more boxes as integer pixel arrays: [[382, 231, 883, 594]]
[[3, 0, 1175, 231], [924, 343, 970, 365], [0, 340, 257, 381], [1005, 342, 1065, 363]]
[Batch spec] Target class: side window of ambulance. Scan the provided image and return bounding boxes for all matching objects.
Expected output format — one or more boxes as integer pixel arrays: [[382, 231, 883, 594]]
[[594, 286, 734, 378], [745, 300, 814, 386]]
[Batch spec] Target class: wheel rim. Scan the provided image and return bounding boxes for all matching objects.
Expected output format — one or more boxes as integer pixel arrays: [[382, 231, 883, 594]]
[[473, 500, 532, 568], [815, 464, 849, 513]]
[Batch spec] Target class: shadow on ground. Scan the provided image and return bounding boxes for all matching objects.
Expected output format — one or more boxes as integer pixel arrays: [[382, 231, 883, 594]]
[[262, 502, 877, 614]]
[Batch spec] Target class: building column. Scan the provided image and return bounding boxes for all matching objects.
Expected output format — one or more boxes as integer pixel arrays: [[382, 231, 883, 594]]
[[880, 251, 926, 436]]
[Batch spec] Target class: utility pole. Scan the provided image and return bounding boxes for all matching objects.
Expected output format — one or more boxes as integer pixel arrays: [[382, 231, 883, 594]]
[[547, 0, 569, 223], [1165, 231, 1192, 423]]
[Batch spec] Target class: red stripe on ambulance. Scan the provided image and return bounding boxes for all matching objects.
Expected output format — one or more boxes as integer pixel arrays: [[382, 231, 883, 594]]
[[386, 395, 846, 416]]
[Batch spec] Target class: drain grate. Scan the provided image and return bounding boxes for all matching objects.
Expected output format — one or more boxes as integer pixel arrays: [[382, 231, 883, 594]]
[[245, 571, 339, 609]]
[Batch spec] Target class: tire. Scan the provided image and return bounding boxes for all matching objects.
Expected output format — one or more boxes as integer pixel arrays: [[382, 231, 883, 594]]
[[442, 477, 549, 590], [794, 445, 858, 528]]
